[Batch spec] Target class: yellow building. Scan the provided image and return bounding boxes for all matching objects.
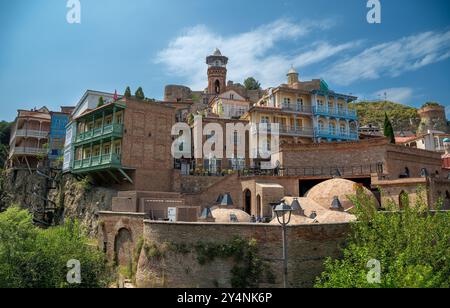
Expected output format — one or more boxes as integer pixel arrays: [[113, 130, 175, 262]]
[[242, 67, 359, 145]]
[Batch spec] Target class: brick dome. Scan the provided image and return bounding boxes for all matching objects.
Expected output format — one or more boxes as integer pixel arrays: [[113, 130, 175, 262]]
[[211, 208, 251, 223], [306, 179, 379, 210]]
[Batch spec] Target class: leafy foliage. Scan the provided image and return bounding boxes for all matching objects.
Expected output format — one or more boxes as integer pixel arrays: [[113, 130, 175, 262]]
[[124, 86, 132, 98], [135, 87, 145, 100], [421, 102, 442, 108], [244, 77, 261, 91], [384, 113, 395, 144], [350, 101, 419, 132], [97, 96, 105, 107], [315, 188, 450, 288], [0, 207, 112, 288]]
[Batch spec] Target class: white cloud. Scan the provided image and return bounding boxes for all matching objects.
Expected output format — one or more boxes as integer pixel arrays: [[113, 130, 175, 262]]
[[372, 87, 414, 103], [324, 31, 450, 86], [156, 19, 357, 90]]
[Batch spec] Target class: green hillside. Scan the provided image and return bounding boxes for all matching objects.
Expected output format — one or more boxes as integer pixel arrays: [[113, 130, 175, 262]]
[[350, 101, 420, 132]]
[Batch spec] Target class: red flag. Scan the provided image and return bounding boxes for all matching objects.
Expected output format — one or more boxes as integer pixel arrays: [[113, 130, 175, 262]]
[[113, 90, 118, 101]]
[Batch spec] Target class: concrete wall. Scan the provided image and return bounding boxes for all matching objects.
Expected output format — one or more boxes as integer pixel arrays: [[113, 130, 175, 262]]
[[136, 221, 350, 288]]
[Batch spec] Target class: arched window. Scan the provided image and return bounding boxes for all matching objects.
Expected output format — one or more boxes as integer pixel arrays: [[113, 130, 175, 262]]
[[318, 120, 325, 132], [214, 80, 221, 94], [340, 123, 347, 135], [329, 122, 336, 135]]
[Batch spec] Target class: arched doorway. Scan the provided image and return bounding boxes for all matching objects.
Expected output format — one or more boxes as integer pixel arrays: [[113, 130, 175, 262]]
[[256, 195, 262, 219], [244, 189, 252, 215], [114, 228, 133, 268]]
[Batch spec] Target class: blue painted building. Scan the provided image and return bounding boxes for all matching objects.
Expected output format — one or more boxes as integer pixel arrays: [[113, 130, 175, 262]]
[[48, 107, 74, 161]]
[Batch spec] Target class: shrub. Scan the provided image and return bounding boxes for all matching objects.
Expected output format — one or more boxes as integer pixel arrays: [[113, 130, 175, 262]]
[[0, 207, 112, 288], [315, 188, 450, 288]]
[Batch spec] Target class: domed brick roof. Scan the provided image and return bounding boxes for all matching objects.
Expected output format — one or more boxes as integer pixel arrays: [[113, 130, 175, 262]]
[[211, 208, 251, 223], [306, 179, 379, 211]]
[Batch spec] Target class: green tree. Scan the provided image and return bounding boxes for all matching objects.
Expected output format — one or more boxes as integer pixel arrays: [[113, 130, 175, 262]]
[[124, 87, 132, 98], [135, 87, 145, 100], [315, 188, 450, 288], [384, 113, 395, 144], [0, 207, 112, 288], [0, 121, 12, 145], [244, 77, 261, 91], [97, 96, 105, 107]]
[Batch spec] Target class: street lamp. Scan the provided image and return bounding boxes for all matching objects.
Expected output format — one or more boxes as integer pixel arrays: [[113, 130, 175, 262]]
[[274, 200, 293, 288]]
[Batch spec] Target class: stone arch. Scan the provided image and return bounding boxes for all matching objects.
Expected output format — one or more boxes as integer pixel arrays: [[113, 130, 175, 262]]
[[114, 228, 133, 268], [243, 189, 252, 215]]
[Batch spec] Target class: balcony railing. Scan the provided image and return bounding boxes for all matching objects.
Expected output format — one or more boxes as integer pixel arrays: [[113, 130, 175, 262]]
[[313, 106, 357, 119], [281, 104, 313, 114], [10, 147, 47, 156], [315, 129, 359, 140], [75, 124, 123, 144], [73, 153, 121, 171], [279, 125, 314, 137], [10, 129, 48, 142]]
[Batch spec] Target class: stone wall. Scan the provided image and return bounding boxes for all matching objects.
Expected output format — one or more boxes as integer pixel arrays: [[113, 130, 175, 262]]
[[98, 211, 147, 265], [135, 221, 350, 288], [279, 138, 443, 179]]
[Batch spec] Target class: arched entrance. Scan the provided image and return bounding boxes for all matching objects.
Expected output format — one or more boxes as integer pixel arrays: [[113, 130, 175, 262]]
[[244, 189, 252, 215], [114, 228, 133, 268]]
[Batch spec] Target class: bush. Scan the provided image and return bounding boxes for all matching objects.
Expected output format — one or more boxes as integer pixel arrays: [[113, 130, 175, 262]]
[[315, 189, 450, 288], [0, 207, 112, 288], [135, 87, 145, 100]]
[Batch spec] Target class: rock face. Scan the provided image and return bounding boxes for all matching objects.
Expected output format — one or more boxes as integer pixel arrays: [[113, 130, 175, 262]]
[[1, 169, 117, 236]]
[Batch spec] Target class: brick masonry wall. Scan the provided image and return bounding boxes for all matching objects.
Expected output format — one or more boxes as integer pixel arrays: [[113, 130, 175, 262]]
[[98, 212, 147, 265], [280, 138, 442, 179], [120, 99, 176, 192], [136, 221, 350, 288]]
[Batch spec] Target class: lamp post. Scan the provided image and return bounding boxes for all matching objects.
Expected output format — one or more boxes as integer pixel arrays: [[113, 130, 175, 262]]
[[274, 200, 293, 288]]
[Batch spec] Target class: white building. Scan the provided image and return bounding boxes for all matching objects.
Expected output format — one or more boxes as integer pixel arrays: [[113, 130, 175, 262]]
[[63, 90, 116, 172]]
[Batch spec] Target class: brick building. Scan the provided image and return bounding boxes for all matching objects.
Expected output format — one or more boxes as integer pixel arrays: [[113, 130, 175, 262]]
[[69, 97, 176, 192]]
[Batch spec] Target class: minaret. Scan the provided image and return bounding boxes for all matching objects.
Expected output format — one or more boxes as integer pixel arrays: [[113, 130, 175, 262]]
[[206, 48, 228, 95], [287, 66, 299, 86]]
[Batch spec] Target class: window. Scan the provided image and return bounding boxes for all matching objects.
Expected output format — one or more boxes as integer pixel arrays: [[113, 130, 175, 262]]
[[329, 123, 336, 135], [230, 158, 245, 171], [283, 98, 291, 108], [103, 144, 111, 155], [93, 147, 100, 157], [261, 116, 270, 124], [296, 98, 304, 111], [114, 142, 122, 156], [116, 113, 123, 124], [318, 120, 325, 131], [340, 123, 347, 135], [105, 116, 112, 125]]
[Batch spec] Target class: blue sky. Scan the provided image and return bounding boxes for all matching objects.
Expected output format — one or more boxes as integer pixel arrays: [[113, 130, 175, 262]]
[[1, 0, 450, 121]]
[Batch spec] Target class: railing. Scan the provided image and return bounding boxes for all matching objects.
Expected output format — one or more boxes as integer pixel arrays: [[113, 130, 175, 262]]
[[313, 106, 357, 119], [279, 125, 314, 137], [239, 163, 383, 177], [75, 124, 123, 143], [281, 104, 313, 113], [11, 129, 48, 141], [73, 153, 121, 170], [315, 129, 359, 140], [10, 147, 47, 156]]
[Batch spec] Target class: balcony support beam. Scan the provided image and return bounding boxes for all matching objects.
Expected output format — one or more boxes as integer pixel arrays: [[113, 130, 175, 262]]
[[118, 168, 133, 184]]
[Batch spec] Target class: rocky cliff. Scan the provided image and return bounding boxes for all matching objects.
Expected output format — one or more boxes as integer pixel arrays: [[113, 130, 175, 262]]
[[1, 169, 117, 236]]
